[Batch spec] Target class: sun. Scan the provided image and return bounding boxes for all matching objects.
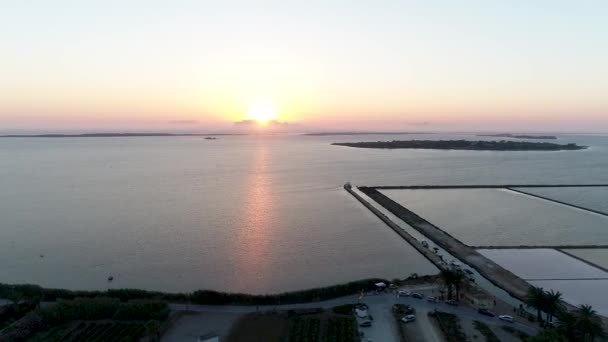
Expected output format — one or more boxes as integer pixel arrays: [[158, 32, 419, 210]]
[[247, 102, 277, 125]]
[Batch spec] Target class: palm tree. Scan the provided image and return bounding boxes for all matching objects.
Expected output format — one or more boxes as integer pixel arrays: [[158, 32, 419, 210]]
[[556, 310, 578, 341], [439, 269, 455, 300], [544, 289, 563, 323], [526, 286, 546, 322], [452, 270, 466, 300], [576, 305, 604, 342], [440, 268, 466, 301]]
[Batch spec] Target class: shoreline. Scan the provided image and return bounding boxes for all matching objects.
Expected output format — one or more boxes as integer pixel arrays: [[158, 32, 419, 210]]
[[332, 139, 587, 151], [0, 276, 440, 306]]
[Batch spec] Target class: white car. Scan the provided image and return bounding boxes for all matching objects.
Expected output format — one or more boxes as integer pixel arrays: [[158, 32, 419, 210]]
[[401, 314, 416, 323], [397, 290, 411, 297], [499, 315, 514, 323]]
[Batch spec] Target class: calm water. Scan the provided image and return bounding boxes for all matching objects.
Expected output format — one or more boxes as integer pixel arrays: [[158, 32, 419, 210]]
[[1, 133, 607, 293], [380, 188, 608, 246], [514, 186, 608, 213], [478, 249, 608, 280], [567, 249, 608, 270]]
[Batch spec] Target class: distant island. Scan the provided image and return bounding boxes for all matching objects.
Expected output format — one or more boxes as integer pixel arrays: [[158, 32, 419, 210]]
[[305, 132, 431, 136], [477, 133, 557, 140], [0, 133, 241, 138], [332, 140, 586, 151]]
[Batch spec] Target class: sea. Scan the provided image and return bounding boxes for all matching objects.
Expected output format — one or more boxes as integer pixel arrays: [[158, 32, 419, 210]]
[[1, 133, 607, 294]]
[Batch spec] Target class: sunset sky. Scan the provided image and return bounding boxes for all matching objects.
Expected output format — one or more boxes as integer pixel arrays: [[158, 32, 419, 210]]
[[1, 1, 607, 132]]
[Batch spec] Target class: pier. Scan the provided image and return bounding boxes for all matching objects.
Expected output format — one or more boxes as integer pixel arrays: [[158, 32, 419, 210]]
[[357, 186, 533, 302], [343, 183, 446, 271]]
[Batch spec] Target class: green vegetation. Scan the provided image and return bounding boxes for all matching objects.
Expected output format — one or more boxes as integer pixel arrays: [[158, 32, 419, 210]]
[[321, 317, 355, 342], [526, 286, 564, 324], [525, 286, 605, 341], [477, 134, 557, 140], [473, 321, 500, 342], [287, 316, 321, 342], [189, 278, 388, 305], [1, 278, 387, 306], [332, 139, 586, 151], [440, 269, 466, 300], [502, 325, 530, 341], [331, 304, 353, 315], [0, 284, 187, 303], [28, 321, 147, 342], [0, 301, 38, 330], [429, 311, 467, 342], [0, 297, 168, 341], [527, 329, 568, 342], [229, 311, 356, 342]]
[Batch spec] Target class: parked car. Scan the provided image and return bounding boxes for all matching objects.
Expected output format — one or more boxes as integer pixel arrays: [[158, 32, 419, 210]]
[[389, 283, 398, 289], [499, 315, 514, 323], [359, 321, 372, 327], [445, 300, 458, 306], [478, 308, 496, 317], [427, 296, 439, 303], [411, 293, 423, 299], [397, 290, 411, 297], [401, 314, 416, 323]]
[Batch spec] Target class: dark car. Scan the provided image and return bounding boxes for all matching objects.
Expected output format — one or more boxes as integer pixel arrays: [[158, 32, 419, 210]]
[[478, 308, 495, 317], [411, 293, 423, 299], [359, 321, 372, 327]]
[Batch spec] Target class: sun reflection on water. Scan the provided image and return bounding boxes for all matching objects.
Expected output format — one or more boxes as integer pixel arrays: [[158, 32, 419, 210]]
[[234, 143, 275, 290]]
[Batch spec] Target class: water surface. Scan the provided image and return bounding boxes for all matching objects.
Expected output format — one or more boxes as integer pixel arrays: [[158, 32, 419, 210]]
[[1, 133, 607, 293]]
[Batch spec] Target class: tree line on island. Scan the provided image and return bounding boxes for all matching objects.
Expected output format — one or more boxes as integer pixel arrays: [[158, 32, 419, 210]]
[[332, 139, 586, 151]]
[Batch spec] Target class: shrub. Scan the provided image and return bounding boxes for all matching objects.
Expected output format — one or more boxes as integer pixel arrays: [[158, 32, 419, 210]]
[[473, 320, 500, 342], [332, 304, 353, 315]]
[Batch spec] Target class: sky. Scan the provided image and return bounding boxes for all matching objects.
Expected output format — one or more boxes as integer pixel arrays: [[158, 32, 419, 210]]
[[1, 0, 607, 133]]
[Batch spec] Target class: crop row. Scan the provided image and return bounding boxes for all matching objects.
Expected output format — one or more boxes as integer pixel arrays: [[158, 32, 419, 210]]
[[37, 321, 145, 342], [322, 317, 355, 342], [287, 317, 321, 342]]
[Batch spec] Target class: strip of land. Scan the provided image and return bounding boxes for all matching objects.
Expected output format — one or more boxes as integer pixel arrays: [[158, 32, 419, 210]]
[[477, 133, 557, 140], [358, 186, 533, 302], [304, 132, 430, 136], [344, 183, 445, 270], [473, 245, 608, 249], [373, 184, 608, 189], [0, 133, 243, 138], [332, 140, 586, 150]]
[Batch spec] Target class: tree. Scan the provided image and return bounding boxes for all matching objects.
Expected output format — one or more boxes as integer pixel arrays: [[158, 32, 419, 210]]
[[439, 269, 455, 300], [556, 310, 578, 341], [544, 289, 563, 323], [526, 286, 546, 322], [439, 269, 466, 300], [452, 270, 465, 300], [576, 305, 604, 342]]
